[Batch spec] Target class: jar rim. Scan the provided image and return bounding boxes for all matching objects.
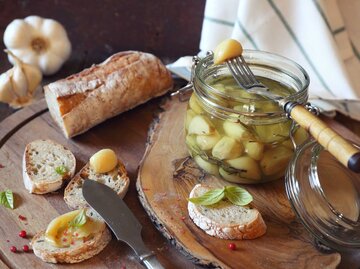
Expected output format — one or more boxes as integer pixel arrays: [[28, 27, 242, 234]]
[[193, 49, 310, 118]]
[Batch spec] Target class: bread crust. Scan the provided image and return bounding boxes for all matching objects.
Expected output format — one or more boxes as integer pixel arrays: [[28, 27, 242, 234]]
[[188, 184, 267, 240], [23, 139, 76, 194], [44, 51, 173, 138]]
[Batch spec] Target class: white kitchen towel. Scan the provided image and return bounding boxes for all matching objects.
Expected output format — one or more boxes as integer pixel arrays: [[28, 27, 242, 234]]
[[168, 0, 360, 121]]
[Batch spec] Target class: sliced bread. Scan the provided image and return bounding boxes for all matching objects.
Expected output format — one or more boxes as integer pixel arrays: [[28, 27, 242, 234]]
[[188, 184, 267, 240], [64, 160, 129, 209], [31, 209, 111, 263], [23, 139, 76, 194]]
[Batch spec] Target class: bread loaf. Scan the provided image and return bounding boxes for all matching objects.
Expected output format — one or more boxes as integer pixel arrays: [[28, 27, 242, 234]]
[[44, 51, 173, 138]]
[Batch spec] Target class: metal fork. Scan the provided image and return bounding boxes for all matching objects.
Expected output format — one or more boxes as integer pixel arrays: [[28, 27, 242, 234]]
[[226, 55, 360, 173], [226, 56, 265, 90], [226, 56, 283, 101]]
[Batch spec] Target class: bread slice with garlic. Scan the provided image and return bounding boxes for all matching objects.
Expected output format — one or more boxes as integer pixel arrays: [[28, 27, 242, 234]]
[[23, 139, 76, 194], [188, 184, 266, 240], [31, 209, 111, 264], [64, 153, 129, 209]]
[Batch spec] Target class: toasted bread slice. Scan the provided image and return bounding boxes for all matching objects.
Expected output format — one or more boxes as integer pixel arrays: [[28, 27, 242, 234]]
[[64, 161, 129, 209], [188, 184, 267, 239], [31, 209, 111, 264], [23, 139, 76, 194]]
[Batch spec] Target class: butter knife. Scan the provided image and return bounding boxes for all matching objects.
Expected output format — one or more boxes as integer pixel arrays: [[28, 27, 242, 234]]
[[82, 179, 164, 269]]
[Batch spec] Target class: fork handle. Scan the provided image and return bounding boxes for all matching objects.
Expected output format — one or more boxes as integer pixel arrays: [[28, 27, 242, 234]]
[[285, 102, 360, 173]]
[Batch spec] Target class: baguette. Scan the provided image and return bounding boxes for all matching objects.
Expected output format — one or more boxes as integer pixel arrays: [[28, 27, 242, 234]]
[[31, 209, 111, 263], [44, 51, 173, 138], [64, 161, 129, 209], [188, 184, 266, 239], [23, 139, 76, 194]]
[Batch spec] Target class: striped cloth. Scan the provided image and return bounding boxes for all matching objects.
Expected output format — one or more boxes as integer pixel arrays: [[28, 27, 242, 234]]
[[168, 0, 360, 121]]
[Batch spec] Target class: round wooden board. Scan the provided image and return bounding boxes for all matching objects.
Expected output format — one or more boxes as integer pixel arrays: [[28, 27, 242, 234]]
[[137, 97, 343, 269], [0, 98, 201, 269]]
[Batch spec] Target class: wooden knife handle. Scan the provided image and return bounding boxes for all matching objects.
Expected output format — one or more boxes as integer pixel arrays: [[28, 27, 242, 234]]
[[286, 103, 360, 173]]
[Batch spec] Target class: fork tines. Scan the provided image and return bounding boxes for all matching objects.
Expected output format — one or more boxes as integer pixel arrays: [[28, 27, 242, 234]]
[[226, 56, 264, 89]]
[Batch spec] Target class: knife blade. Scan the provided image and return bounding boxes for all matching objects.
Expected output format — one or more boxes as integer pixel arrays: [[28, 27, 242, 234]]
[[82, 179, 164, 269]]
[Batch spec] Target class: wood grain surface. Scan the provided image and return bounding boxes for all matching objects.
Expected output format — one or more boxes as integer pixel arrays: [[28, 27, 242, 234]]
[[137, 96, 360, 269], [0, 97, 202, 269], [0, 95, 359, 268]]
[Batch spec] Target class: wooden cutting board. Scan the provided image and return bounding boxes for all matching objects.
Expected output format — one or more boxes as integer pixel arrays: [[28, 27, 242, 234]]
[[0, 96, 357, 269], [0, 98, 202, 269], [136, 97, 355, 269]]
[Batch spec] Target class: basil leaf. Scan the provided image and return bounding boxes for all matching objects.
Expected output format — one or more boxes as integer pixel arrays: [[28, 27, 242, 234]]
[[188, 187, 225, 206], [5, 190, 14, 209], [0, 192, 6, 207], [68, 209, 87, 227], [0, 190, 14, 209], [224, 186, 253, 206], [55, 165, 68, 176]]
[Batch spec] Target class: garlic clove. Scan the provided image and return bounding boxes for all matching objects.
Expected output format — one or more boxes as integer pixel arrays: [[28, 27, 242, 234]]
[[50, 40, 71, 60], [0, 73, 16, 103], [41, 19, 67, 39], [23, 63, 42, 94], [3, 19, 32, 48], [12, 65, 28, 98], [7, 48, 38, 68], [24, 15, 44, 30], [0, 50, 42, 107], [39, 52, 64, 76]]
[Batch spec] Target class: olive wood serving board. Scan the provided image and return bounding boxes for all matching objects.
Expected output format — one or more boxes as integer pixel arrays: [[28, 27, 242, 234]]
[[136, 97, 350, 269]]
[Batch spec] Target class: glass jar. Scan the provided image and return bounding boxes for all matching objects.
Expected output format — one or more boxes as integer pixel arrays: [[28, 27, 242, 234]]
[[286, 139, 360, 250], [184, 50, 309, 183]]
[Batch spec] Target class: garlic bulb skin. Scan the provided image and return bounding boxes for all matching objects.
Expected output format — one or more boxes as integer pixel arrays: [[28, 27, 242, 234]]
[[11, 64, 29, 97], [4, 15, 71, 75], [0, 73, 16, 103], [0, 51, 42, 108]]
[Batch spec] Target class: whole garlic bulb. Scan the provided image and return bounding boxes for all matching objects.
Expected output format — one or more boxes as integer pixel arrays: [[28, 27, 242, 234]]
[[0, 50, 42, 108], [3, 15, 71, 75]]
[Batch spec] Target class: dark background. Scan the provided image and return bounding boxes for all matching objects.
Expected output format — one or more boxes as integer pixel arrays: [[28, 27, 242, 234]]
[[0, 0, 205, 117], [0, 0, 205, 66], [0, 0, 205, 116]]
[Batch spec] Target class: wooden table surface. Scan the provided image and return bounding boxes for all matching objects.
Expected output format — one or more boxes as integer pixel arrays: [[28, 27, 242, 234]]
[[0, 1, 360, 268]]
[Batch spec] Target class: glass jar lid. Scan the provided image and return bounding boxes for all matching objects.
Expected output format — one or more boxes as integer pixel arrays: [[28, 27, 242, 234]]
[[286, 139, 360, 250]]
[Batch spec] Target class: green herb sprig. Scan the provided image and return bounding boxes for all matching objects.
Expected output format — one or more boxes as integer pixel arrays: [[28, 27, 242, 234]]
[[68, 209, 87, 227], [0, 190, 14, 209], [55, 165, 68, 176], [188, 186, 253, 206]]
